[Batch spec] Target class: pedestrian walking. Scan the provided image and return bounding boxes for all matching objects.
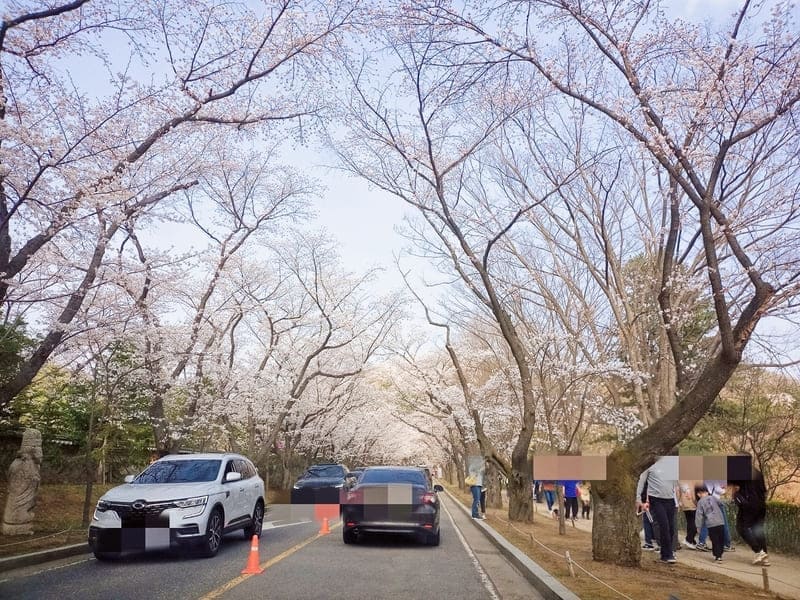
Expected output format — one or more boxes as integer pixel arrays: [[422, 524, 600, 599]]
[[677, 480, 699, 548], [533, 481, 543, 503], [636, 455, 679, 563], [695, 485, 726, 562], [559, 480, 580, 520], [466, 459, 485, 519], [579, 481, 591, 519], [696, 480, 734, 552], [729, 465, 769, 566], [542, 481, 556, 512]]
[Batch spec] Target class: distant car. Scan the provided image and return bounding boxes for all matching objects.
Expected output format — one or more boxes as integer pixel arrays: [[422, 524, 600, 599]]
[[341, 466, 444, 546], [291, 463, 349, 504], [88, 453, 265, 560]]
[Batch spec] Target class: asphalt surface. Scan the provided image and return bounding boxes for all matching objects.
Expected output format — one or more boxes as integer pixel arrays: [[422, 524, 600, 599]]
[[0, 499, 546, 600]]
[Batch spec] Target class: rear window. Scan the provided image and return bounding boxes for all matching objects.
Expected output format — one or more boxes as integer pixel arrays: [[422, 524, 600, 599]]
[[306, 465, 345, 478], [360, 469, 426, 485], [134, 460, 221, 483]]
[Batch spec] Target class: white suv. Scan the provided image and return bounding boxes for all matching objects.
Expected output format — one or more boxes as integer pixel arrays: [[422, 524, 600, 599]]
[[88, 453, 265, 560]]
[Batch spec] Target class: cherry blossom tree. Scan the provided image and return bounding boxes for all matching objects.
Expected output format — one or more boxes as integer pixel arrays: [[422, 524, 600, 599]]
[[409, 0, 800, 564], [331, 19, 572, 519], [0, 0, 360, 410]]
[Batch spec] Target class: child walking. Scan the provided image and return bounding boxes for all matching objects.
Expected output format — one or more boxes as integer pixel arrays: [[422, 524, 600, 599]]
[[695, 485, 726, 562]]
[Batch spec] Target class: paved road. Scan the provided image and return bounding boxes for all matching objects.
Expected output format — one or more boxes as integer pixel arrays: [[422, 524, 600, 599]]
[[0, 498, 544, 600]]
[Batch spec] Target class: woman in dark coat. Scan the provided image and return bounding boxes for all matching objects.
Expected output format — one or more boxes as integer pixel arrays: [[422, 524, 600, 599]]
[[729, 466, 769, 566]]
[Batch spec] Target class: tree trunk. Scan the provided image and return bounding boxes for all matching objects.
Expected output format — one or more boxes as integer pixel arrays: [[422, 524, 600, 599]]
[[82, 476, 95, 529], [81, 425, 96, 528], [487, 463, 503, 508], [452, 452, 465, 489], [507, 445, 533, 522], [591, 449, 641, 566], [444, 462, 454, 484], [557, 483, 566, 535]]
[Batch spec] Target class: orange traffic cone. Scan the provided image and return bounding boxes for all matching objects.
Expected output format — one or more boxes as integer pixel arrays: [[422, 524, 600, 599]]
[[319, 517, 331, 535], [241, 534, 264, 574]]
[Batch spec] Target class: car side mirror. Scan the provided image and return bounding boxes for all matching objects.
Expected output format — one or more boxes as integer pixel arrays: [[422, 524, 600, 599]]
[[224, 471, 243, 483], [434, 484, 444, 493], [124, 475, 135, 483]]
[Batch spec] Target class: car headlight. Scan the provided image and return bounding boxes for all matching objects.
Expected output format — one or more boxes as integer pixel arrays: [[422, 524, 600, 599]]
[[175, 495, 208, 519], [175, 496, 208, 509], [93, 499, 111, 521], [293, 484, 301, 490]]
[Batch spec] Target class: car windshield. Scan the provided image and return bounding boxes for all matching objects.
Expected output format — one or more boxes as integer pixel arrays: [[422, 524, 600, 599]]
[[360, 469, 426, 485], [133, 460, 221, 484], [305, 465, 344, 478]]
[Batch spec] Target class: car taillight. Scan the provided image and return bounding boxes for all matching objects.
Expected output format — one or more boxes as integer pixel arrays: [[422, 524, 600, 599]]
[[421, 492, 436, 505]]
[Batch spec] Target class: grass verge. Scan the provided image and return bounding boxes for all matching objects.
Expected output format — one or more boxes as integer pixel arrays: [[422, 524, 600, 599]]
[[0, 483, 114, 558], [445, 484, 784, 600]]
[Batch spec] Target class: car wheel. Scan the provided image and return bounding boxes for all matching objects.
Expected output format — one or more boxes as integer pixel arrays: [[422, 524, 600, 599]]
[[342, 528, 358, 545], [93, 550, 120, 561], [426, 530, 440, 546], [243, 500, 264, 539], [199, 508, 224, 558]]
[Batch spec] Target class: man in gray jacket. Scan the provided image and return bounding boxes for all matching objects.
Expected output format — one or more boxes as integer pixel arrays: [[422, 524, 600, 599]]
[[636, 455, 679, 563]]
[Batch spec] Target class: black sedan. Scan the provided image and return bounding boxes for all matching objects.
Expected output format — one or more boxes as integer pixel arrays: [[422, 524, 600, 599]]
[[290, 463, 349, 504], [341, 466, 443, 546]]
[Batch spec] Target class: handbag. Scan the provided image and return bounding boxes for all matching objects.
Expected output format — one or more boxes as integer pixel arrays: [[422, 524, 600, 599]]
[[465, 475, 477, 486]]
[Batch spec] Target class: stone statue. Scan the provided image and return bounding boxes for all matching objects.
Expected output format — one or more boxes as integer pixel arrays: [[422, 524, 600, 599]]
[[2, 429, 43, 535]]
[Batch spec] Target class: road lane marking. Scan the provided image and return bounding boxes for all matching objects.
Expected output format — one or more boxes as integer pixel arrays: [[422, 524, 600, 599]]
[[199, 522, 341, 599], [0, 556, 90, 584], [441, 498, 501, 600], [261, 519, 312, 530]]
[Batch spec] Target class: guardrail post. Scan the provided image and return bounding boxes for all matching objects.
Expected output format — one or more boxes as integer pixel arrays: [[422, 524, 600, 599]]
[[565, 550, 576, 577]]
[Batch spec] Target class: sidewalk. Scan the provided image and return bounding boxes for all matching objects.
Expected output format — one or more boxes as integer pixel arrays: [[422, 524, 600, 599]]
[[560, 507, 800, 599], [440, 492, 552, 600]]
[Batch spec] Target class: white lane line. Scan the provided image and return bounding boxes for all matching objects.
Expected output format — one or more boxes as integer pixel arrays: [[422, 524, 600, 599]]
[[441, 499, 501, 600], [0, 521, 313, 584], [261, 519, 312, 530], [0, 556, 90, 584]]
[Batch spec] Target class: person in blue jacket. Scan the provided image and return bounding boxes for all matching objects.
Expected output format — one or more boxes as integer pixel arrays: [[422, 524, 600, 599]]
[[558, 480, 580, 520]]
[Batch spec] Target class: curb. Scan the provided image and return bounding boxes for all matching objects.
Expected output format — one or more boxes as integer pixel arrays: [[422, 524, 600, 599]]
[[0, 542, 89, 573], [446, 489, 581, 600]]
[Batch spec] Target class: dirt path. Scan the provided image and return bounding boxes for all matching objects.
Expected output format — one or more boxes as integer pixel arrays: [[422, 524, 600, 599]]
[[558, 504, 799, 599]]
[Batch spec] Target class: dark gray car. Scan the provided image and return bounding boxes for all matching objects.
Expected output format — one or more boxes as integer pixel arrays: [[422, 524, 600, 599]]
[[290, 463, 348, 504], [341, 466, 443, 546]]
